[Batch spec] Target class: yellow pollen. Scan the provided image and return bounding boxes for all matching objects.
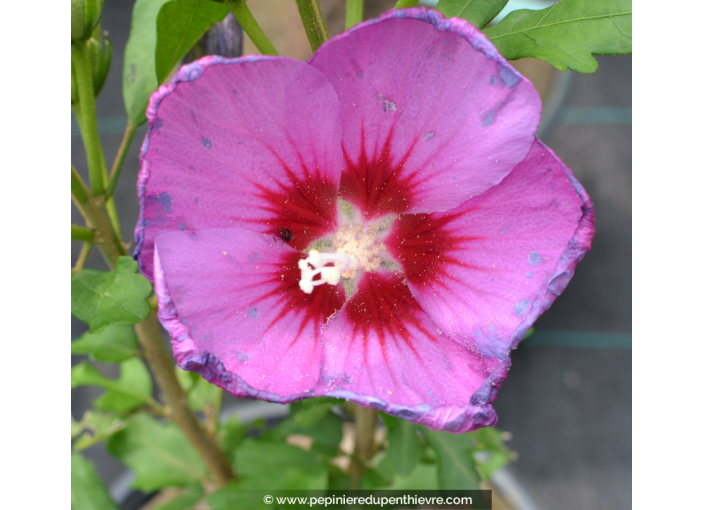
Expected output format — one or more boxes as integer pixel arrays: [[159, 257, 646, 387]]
[[332, 223, 385, 279]]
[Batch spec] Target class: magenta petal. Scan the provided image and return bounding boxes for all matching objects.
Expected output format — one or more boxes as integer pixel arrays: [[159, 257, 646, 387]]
[[135, 55, 343, 280], [153, 228, 346, 401], [309, 8, 540, 218], [386, 140, 594, 359], [319, 271, 503, 432]]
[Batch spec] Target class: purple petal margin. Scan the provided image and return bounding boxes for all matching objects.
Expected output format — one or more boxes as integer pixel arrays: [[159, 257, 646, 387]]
[[133, 54, 293, 279], [309, 7, 532, 100]]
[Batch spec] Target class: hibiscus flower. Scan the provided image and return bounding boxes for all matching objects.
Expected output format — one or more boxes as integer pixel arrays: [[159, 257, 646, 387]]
[[134, 8, 594, 432]]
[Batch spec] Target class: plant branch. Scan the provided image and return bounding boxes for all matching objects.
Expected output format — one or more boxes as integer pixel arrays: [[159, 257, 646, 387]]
[[394, 0, 419, 8], [296, 0, 329, 52], [72, 225, 95, 242], [106, 122, 137, 199], [72, 43, 107, 195], [345, 0, 364, 29], [72, 242, 93, 275], [350, 405, 378, 488], [227, 0, 278, 55], [134, 310, 236, 485]]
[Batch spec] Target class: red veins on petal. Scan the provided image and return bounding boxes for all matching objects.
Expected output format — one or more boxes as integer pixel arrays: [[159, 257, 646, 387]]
[[260, 251, 346, 344], [386, 212, 483, 286], [250, 154, 338, 251], [345, 271, 436, 363], [341, 128, 416, 219]]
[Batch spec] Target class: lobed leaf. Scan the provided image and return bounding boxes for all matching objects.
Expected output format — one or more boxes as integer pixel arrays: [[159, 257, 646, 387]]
[[71, 359, 153, 412], [155, 0, 230, 83], [421, 429, 481, 489], [208, 440, 326, 509], [483, 0, 632, 73], [71, 452, 120, 510], [106, 414, 209, 492], [123, 0, 172, 126], [381, 414, 423, 477], [71, 257, 152, 332], [71, 324, 140, 363], [436, 0, 509, 29]]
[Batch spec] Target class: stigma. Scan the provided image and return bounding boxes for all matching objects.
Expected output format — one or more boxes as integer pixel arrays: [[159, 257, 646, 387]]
[[298, 223, 385, 294]]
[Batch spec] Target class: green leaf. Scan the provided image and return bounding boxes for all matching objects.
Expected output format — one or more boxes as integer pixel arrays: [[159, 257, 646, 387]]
[[123, 0, 172, 126], [151, 485, 204, 510], [73, 411, 130, 451], [436, 0, 509, 29], [422, 429, 481, 489], [107, 414, 209, 492], [175, 367, 219, 411], [472, 427, 513, 478], [381, 414, 423, 477], [304, 412, 343, 458], [208, 440, 326, 509], [71, 257, 153, 332], [386, 462, 439, 490], [71, 324, 140, 363], [155, 0, 229, 83], [71, 452, 120, 510], [219, 414, 248, 463], [483, 0, 632, 73], [71, 359, 153, 412]]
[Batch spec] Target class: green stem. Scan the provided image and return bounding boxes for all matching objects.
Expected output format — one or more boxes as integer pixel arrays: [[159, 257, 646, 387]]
[[72, 241, 93, 275], [72, 225, 95, 242], [345, 0, 364, 29], [350, 405, 378, 488], [227, 0, 278, 55], [106, 122, 137, 199], [72, 43, 107, 195], [393, 0, 419, 8], [71, 165, 90, 207], [296, 0, 329, 52], [71, 166, 126, 267]]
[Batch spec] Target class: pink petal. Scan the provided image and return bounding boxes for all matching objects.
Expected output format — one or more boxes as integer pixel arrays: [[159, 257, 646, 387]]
[[308, 8, 540, 218], [135, 56, 343, 280], [153, 227, 346, 401], [319, 270, 503, 432], [385, 140, 595, 359]]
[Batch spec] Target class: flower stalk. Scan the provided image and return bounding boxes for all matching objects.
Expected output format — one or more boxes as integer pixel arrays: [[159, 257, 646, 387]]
[[345, 0, 364, 30], [226, 0, 278, 55], [71, 42, 107, 195], [295, 0, 329, 52], [106, 122, 138, 200]]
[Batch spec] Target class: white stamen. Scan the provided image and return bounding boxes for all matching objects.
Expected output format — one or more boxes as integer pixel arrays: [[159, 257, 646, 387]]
[[298, 223, 386, 294], [298, 249, 356, 294]]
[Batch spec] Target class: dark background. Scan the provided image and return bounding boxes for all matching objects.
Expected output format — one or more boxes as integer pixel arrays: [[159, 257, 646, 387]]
[[71, 2, 631, 509]]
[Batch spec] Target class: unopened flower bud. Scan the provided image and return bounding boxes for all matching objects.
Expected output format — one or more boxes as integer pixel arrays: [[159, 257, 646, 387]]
[[71, 0, 105, 43]]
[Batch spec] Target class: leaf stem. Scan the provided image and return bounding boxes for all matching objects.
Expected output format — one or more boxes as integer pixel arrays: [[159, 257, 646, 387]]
[[345, 0, 363, 29], [227, 0, 278, 55], [106, 122, 138, 199], [72, 43, 107, 195], [72, 225, 95, 242], [393, 0, 419, 8], [296, 0, 329, 52], [72, 242, 93, 275], [134, 310, 237, 485]]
